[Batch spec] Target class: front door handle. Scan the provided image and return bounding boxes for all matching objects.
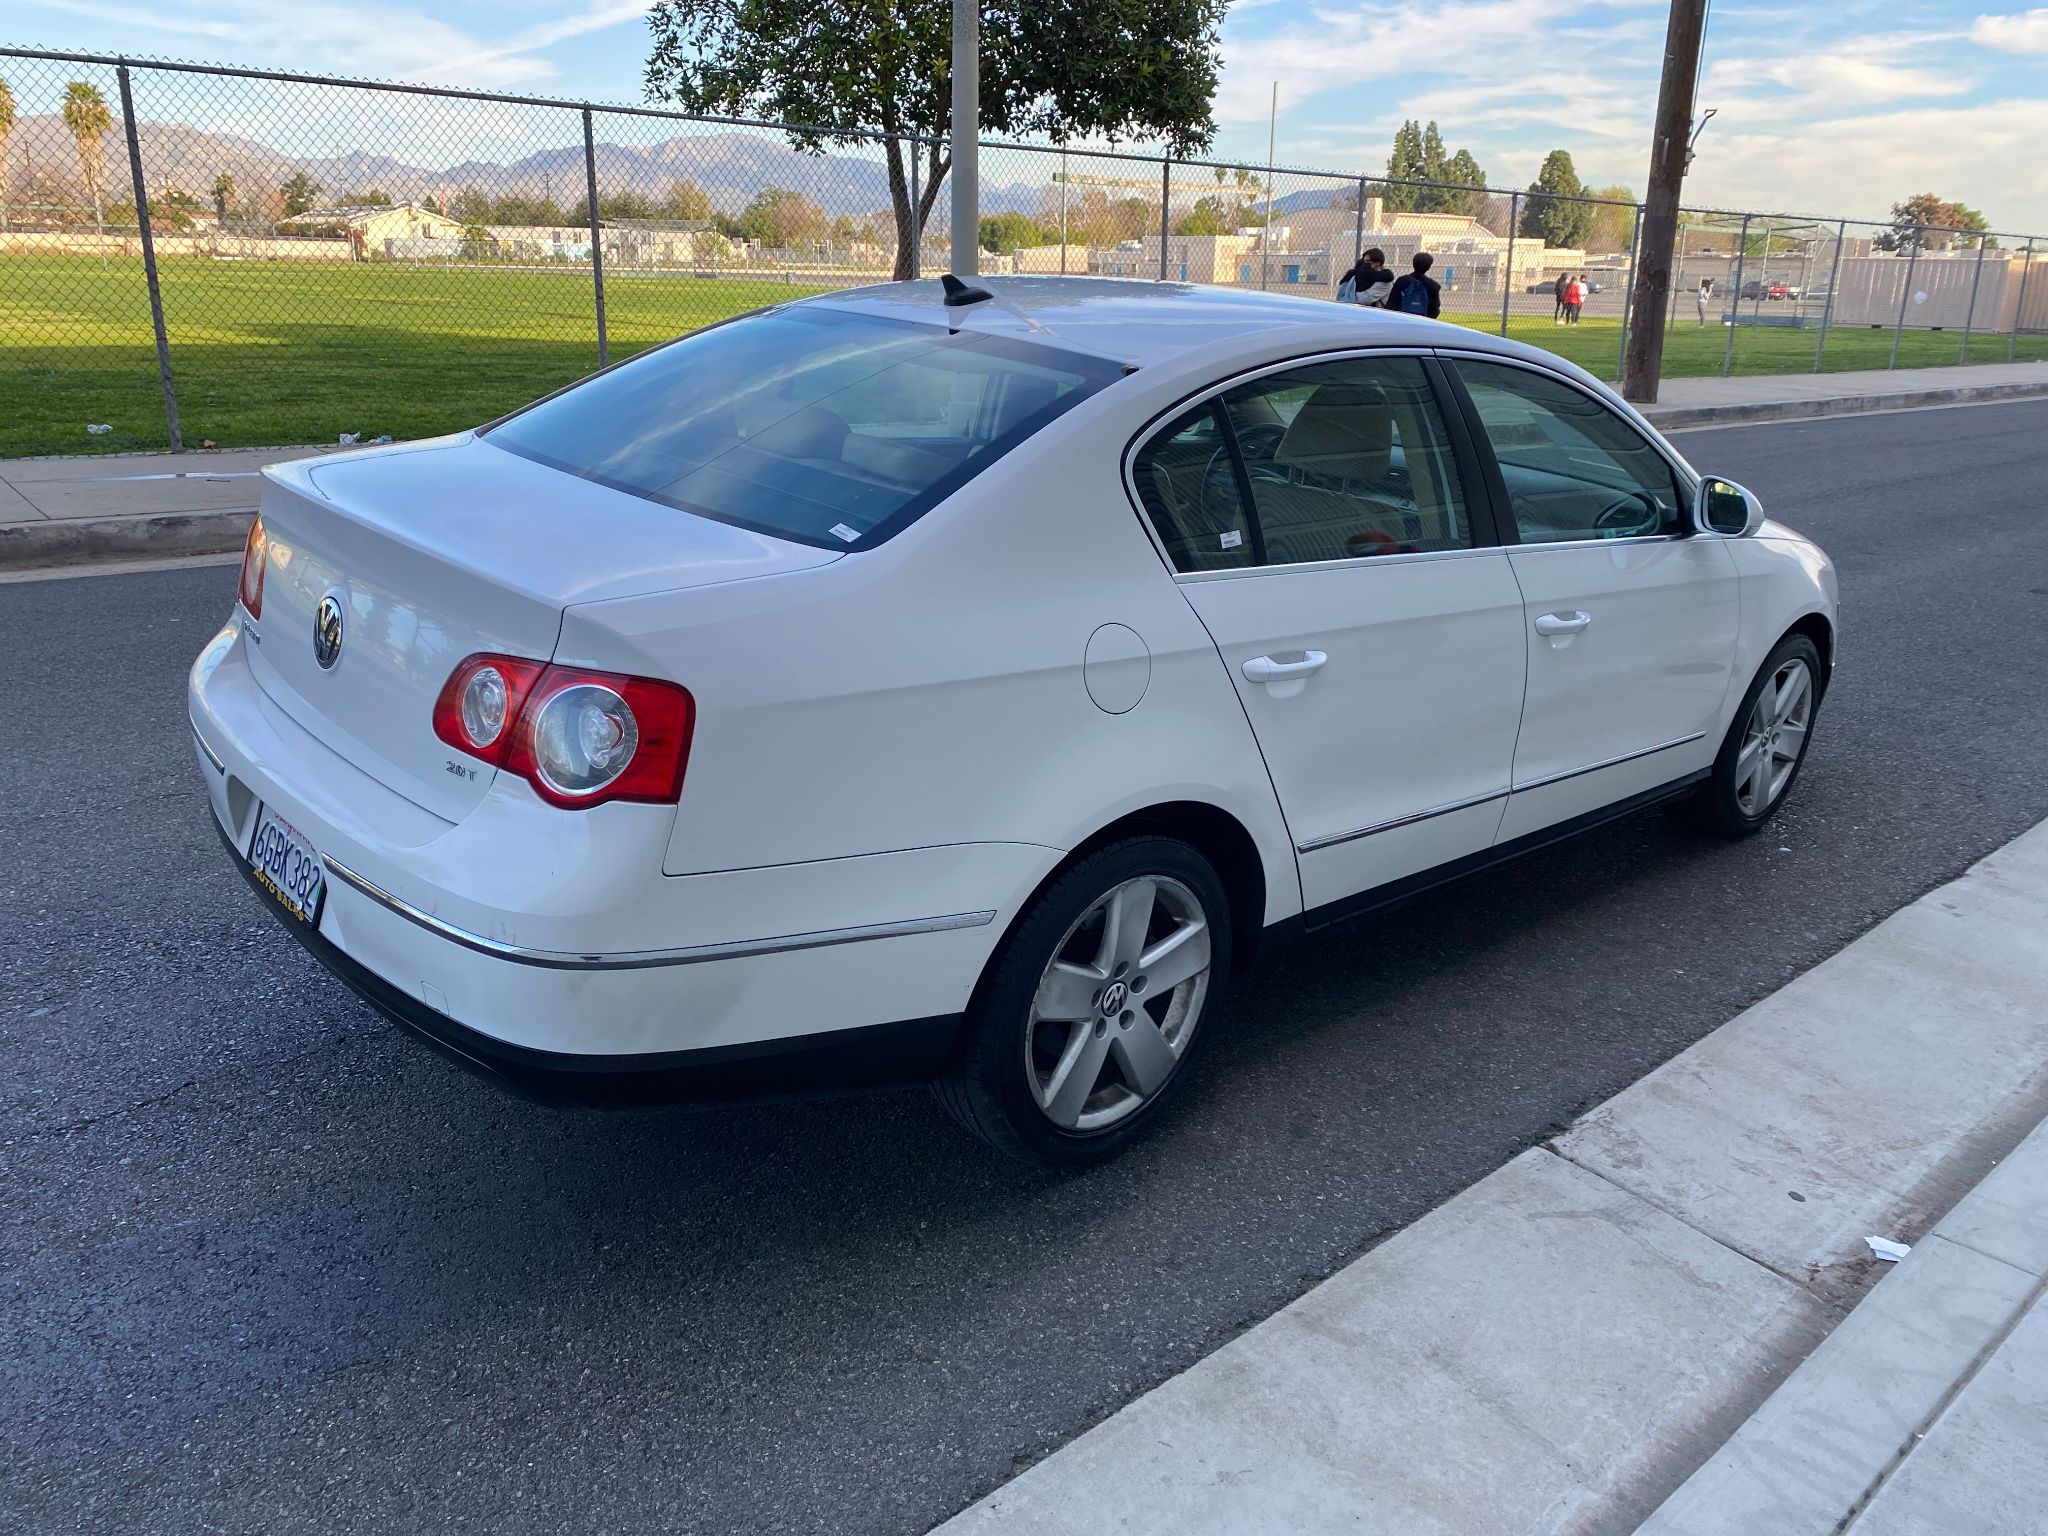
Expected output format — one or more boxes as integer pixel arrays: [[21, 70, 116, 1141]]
[[1533, 610, 1593, 636], [1243, 650, 1329, 684]]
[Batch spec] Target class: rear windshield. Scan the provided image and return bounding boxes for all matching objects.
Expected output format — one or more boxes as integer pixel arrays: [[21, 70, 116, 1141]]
[[483, 305, 1121, 549]]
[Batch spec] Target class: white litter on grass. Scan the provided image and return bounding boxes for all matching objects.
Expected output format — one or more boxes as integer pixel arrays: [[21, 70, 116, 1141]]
[[338, 432, 360, 445], [1866, 1236, 1912, 1263], [86, 423, 112, 434]]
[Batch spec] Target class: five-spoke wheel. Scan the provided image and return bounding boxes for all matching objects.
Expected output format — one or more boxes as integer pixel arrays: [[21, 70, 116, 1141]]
[[1697, 632, 1823, 836], [937, 838, 1231, 1165]]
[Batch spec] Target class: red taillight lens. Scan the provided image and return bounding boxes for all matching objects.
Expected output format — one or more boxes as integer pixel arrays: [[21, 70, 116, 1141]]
[[237, 517, 267, 618], [433, 653, 546, 766], [433, 654, 694, 810]]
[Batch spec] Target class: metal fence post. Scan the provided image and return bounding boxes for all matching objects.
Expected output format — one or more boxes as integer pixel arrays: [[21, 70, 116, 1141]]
[[117, 64, 182, 452], [1890, 225, 1921, 370], [909, 135, 921, 280], [581, 107, 607, 367], [1159, 156, 1170, 281], [1722, 214, 1751, 376], [1353, 178, 1367, 271], [1499, 192, 1519, 336], [1814, 219, 1846, 372], [2011, 239, 2035, 362], [1961, 235, 1989, 363], [1614, 203, 1642, 383]]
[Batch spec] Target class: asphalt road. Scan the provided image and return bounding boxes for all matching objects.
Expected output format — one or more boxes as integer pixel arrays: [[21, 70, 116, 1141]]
[[7, 400, 2048, 1535]]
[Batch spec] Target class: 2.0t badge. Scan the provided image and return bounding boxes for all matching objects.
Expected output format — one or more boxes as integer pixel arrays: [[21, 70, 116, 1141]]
[[312, 591, 346, 670]]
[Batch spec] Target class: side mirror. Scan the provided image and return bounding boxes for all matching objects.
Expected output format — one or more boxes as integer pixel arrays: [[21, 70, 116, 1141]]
[[1697, 476, 1764, 537]]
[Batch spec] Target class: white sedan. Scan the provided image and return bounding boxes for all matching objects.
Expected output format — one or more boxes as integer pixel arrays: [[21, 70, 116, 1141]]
[[190, 277, 1837, 1164]]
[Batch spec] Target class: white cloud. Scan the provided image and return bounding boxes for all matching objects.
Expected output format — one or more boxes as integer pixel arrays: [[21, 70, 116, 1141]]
[[1970, 8, 2048, 54], [11, 0, 645, 88], [1687, 96, 2048, 227]]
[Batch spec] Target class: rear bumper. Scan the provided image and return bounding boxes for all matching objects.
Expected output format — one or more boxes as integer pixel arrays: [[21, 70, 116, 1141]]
[[190, 614, 1049, 1064], [221, 818, 961, 1106]]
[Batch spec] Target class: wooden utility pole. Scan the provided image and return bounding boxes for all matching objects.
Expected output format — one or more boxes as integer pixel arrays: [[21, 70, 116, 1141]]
[[1621, 0, 1709, 403]]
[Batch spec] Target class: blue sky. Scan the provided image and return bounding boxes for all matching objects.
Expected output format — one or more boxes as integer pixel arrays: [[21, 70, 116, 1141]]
[[12, 0, 2048, 229]]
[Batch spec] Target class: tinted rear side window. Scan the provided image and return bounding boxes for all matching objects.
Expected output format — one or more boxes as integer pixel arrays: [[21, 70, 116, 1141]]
[[484, 306, 1121, 549]]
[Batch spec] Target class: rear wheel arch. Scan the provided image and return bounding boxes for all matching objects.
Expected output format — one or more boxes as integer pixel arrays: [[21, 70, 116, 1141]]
[[982, 801, 1270, 1002]]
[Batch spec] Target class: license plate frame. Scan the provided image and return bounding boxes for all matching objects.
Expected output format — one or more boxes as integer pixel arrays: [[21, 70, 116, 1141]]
[[247, 803, 326, 926]]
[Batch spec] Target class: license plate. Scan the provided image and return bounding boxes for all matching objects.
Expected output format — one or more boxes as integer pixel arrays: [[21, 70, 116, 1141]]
[[247, 804, 326, 925]]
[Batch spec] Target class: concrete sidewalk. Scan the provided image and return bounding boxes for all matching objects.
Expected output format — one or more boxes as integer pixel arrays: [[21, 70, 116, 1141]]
[[5, 359, 2048, 572], [933, 818, 2048, 1535]]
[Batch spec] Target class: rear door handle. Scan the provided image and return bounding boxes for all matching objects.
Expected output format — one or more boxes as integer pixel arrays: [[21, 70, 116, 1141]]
[[1243, 650, 1329, 684], [1533, 610, 1593, 636]]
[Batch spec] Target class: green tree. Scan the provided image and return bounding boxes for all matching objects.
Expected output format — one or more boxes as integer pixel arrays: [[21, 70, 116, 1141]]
[[61, 81, 114, 236], [645, 0, 1229, 279], [1519, 149, 1593, 248], [279, 172, 322, 216], [1884, 192, 1995, 250], [490, 193, 567, 227], [663, 178, 713, 222], [210, 171, 235, 224], [979, 209, 1046, 250], [1382, 119, 1427, 212], [0, 77, 16, 233], [448, 184, 494, 224], [1171, 197, 1231, 237], [568, 190, 663, 225], [336, 187, 391, 207], [734, 184, 829, 248], [1583, 184, 1637, 254], [1435, 148, 1487, 217]]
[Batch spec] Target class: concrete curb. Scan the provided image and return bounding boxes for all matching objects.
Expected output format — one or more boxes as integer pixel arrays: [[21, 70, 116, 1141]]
[[931, 817, 2048, 1536], [1642, 379, 2048, 429], [1637, 1121, 2048, 1535], [0, 507, 256, 571]]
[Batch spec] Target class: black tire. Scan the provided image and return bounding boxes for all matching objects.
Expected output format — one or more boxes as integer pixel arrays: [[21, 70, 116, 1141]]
[[1694, 633, 1823, 837], [934, 837, 1232, 1168]]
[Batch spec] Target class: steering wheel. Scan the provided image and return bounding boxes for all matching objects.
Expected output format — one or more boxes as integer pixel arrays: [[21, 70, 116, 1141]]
[[1197, 423, 1290, 528], [1592, 492, 1656, 533]]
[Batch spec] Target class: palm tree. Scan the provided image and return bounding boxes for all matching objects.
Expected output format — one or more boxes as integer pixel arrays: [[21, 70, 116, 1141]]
[[211, 170, 235, 225], [0, 78, 16, 232], [62, 80, 114, 237]]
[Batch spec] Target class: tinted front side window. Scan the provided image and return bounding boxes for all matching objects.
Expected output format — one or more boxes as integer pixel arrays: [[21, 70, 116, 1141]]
[[486, 307, 1119, 548], [1456, 362, 1686, 543], [1132, 354, 1472, 573]]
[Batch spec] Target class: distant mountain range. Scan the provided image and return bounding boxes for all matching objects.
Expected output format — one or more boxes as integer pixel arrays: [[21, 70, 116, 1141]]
[[2, 114, 1055, 218]]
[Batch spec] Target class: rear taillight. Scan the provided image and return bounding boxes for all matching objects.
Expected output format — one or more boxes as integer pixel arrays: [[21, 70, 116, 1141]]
[[433, 654, 694, 810], [237, 517, 267, 618]]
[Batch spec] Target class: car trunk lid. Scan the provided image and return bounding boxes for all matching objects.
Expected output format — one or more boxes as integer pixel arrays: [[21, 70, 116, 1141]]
[[245, 434, 840, 822]]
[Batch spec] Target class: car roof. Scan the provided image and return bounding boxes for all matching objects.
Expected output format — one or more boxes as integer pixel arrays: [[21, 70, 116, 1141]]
[[810, 275, 1494, 370]]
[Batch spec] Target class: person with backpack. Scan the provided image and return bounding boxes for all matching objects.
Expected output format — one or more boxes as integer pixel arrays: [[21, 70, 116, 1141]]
[[1338, 247, 1397, 307], [1387, 251, 1442, 319]]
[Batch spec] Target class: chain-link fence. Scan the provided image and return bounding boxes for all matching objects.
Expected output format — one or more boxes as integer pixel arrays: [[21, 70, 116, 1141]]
[[4, 46, 2046, 456]]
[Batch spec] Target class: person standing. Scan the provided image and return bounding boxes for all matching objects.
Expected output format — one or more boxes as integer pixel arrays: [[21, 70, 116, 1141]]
[[1340, 246, 1398, 307], [1388, 251, 1442, 319], [1552, 271, 1570, 323], [1695, 276, 1713, 326], [1561, 273, 1585, 325]]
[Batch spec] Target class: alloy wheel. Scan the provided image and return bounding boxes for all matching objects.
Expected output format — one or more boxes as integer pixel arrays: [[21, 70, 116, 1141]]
[[1024, 875, 1212, 1133], [1736, 657, 1813, 817]]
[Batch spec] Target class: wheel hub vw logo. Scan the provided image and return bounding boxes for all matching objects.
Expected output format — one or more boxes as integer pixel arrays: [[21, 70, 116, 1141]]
[[312, 592, 346, 670], [1100, 981, 1129, 1016]]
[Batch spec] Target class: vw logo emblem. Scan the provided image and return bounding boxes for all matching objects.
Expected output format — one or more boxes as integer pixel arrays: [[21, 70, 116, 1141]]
[[312, 592, 346, 671], [1100, 980, 1129, 1016]]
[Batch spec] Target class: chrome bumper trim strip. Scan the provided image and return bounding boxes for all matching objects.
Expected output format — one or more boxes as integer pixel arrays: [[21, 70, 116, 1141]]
[[1511, 732, 1708, 794], [321, 855, 996, 971]]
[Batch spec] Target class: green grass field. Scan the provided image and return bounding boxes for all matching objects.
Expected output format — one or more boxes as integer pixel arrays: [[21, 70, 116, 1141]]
[[3, 254, 2044, 457], [0, 255, 833, 457]]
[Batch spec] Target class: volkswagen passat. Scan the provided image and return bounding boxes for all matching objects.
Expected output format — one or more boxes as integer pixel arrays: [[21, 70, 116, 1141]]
[[191, 277, 1837, 1165]]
